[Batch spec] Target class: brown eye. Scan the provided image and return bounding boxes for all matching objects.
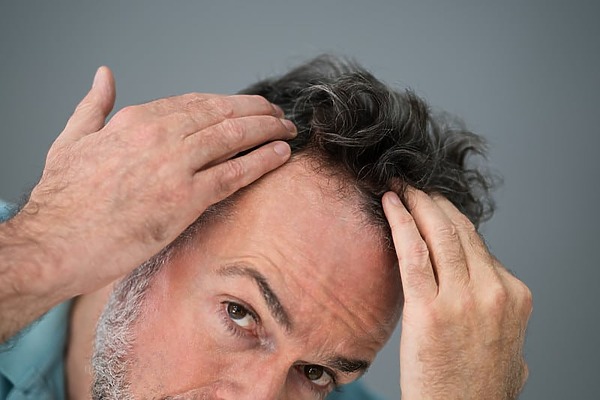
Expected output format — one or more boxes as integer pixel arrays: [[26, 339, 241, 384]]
[[302, 364, 334, 388], [304, 365, 323, 380], [226, 302, 256, 328], [302, 364, 333, 387], [227, 303, 247, 319], [298, 364, 336, 390]]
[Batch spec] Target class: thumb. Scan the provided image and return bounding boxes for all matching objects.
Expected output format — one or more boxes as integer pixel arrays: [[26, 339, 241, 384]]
[[62, 66, 116, 140]]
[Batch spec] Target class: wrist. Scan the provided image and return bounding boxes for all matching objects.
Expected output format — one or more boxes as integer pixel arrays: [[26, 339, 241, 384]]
[[0, 207, 71, 301]]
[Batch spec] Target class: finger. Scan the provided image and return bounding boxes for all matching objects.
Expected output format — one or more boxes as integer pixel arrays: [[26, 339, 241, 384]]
[[107, 94, 285, 139], [62, 66, 116, 141], [186, 115, 297, 171], [194, 141, 291, 207], [194, 94, 284, 118], [382, 191, 437, 304], [179, 94, 285, 135], [406, 189, 470, 290], [143, 92, 223, 116], [433, 196, 495, 279]]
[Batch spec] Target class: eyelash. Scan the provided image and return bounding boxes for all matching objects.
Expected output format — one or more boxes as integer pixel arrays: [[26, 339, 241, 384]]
[[297, 366, 340, 398], [297, 364, 343, 399], [219, 300, 260, 339]]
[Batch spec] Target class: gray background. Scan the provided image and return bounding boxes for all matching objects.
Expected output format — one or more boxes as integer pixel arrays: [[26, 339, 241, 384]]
[[1, 1, 598, 399]]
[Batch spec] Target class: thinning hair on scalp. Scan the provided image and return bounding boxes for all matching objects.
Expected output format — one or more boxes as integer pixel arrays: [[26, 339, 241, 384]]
[[239, 55, 496, 232]]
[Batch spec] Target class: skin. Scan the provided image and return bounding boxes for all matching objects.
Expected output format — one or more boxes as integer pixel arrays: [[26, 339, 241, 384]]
[[0, 67, 297, 342], [2, 66, 532, 399], [141, 164, 405, 399], [66, 162, 532, 400], [68, 160, 403, 399], [383, 190, 532, 399]]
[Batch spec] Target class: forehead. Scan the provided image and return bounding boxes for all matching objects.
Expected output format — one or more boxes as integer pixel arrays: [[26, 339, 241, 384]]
[[228, 159, 383, 265], [200, 159, 402, 339]]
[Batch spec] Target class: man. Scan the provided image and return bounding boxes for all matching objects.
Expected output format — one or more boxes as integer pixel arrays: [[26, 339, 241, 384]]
[[0, 56, 532, 399]]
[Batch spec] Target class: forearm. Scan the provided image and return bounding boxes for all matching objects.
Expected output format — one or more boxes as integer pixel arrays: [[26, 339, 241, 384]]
[[0, 212, 70, 343]]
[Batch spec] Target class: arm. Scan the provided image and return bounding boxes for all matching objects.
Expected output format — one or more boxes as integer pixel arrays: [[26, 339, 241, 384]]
[[0, 67, 296, 343], [382, 189, 532, 400]]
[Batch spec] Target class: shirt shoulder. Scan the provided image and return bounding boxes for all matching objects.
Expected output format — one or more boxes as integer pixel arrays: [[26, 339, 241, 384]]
[[0, 200, 16, 223], [0, 302, 71, 400]]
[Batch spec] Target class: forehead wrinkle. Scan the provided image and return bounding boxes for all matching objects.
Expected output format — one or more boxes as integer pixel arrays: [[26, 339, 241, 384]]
[[217, 263, 293, 332], [296, 266, 391, 347]]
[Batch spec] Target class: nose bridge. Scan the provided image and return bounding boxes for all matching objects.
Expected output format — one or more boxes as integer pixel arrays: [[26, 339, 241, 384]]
[[218, 353, 291, 400]]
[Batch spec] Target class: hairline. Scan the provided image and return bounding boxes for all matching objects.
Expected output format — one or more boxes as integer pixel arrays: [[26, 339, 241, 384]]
[[169, 151, 392, 257]]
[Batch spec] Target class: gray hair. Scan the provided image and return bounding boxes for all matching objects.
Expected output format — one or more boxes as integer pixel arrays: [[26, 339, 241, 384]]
[[91, 248, 170, 399], [241, 55, 496, 235], [90, 54, 497, 397]]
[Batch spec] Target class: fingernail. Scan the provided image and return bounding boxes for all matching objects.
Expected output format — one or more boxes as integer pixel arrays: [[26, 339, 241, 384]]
[[92, 67, 102, 88], [281, 119, 297, 134], [386, 192, 401, 205], [273, 142, 291, 156]]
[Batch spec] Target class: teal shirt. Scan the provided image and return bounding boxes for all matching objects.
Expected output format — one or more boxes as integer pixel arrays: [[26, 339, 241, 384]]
[[0, 200, 380, 399], [0, 303, 71, 400]]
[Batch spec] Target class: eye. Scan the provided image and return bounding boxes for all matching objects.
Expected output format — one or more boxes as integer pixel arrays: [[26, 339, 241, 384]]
[[302, 364, 333, 388], [226, 302, 257, 329]]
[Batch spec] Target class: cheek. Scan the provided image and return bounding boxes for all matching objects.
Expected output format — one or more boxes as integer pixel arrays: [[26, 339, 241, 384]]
[[125, 270, 228, 396]]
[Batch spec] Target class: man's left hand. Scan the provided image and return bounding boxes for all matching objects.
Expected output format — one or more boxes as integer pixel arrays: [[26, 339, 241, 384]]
[[382, 189, 532, 400]]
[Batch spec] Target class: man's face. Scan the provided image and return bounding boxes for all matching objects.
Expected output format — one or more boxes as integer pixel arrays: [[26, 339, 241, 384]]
[[95, 160, 402, 399]]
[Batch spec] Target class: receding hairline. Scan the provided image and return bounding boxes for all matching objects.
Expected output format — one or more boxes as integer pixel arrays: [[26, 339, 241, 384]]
[[171, 151, 393, 253]]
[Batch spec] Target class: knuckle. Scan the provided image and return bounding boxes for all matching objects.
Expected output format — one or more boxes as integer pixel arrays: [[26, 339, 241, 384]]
[[403, 262, 433, 289], [411, 240, 429, 258], [409, 240, 430, 261], [480, 278, 509, 315], [250, 95, 272, 110], [454, 292, 476, 315], [417, 307, 441, 329], [134, 121, 164, 142], [220, 118, 246, 144], [455, 213, 477, 233], [393, 211, 416, 226], [187, 92, 206, 102], [420, 306, 452, 330], [437, 248, 463, 270], [253, 116, 286, 138], [435, 222, 459, 240], [262, 115, 284, 133], [485, 283, 510, 313], [520, 283, 534, 316], [203, 96, 234, 119], [112, 105, 140, 125], [218, 159, 246, 192]]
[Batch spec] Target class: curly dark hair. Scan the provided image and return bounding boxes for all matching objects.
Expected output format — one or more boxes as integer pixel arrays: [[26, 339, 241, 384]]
[[239, 55, 496, 232]]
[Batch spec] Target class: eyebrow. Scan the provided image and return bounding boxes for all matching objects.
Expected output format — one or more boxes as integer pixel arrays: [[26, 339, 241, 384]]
[[326, 357, 370, 375], [217, 264, 371, 376], [218, 264, 292, 331]]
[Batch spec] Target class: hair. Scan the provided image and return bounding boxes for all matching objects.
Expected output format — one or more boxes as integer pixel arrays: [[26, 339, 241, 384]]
[[239, 55, 496, 234], [91, 55, 498, 395], [92, 248, 168, 399]]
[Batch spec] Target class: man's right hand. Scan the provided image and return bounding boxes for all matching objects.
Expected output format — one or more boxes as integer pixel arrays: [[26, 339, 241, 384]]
[[0, 66, 296, 342]]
